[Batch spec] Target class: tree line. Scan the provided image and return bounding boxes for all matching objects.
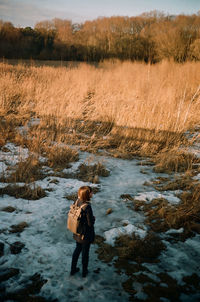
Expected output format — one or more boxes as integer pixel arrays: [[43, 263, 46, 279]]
[[1, 11, 200, 63]]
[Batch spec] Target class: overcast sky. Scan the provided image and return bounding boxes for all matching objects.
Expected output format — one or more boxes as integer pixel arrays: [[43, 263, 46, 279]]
[[0, 0, 199, 28]]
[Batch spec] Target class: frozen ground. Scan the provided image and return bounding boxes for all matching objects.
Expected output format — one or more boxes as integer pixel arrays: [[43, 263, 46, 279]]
[[0, 143, 200, 301]]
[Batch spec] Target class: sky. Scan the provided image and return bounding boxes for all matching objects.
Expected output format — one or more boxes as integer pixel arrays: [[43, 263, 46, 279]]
[[0, 0, 200, 28]]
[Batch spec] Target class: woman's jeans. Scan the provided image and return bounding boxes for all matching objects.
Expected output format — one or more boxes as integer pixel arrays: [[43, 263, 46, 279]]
[[71, 242, 91, 274]]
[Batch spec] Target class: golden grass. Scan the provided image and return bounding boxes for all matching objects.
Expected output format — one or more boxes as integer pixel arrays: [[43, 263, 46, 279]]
[[45, 145, 79, 168], [153, 149, 199, 173], [0, 156, 44, 183], [0, 115, 18, 147], [0, 60, 200, 155]]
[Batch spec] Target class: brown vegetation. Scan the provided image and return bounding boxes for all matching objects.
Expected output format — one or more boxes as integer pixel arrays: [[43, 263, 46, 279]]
[[95, 232, 165, 264], [45, 145, 79, 169], [76, 163, 110, 183], [1, 206, 16, 212], [62, 162, 109, 183], [115, 232, 165, 263], [0, 114, 19, 147], [0, 184, 46, 200], [0, 156, 44, 183], [10, 222, 28, 233], [133, 178, 200, 236], [0, 61, 199, 157], [153, 150, 200, 173], [123, 270, 200, 302]]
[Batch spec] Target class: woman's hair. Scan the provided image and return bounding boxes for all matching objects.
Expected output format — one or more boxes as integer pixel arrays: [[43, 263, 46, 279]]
[[78, 186, 92, 202], [86, 186, 92, 193]]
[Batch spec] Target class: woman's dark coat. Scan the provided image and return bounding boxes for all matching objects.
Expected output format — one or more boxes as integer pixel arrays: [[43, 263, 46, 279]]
[[73, 199, 95, 244]]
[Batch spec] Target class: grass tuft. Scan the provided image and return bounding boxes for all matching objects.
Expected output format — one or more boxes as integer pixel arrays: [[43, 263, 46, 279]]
[[77, 163, 110, 183], [45, 145, 79, 169], [0, 156, 44, 183], [10, 222, 28, 233], [115, 232, 165, 263], [153, 150, 199, 173], [0, 184, 46, 200]]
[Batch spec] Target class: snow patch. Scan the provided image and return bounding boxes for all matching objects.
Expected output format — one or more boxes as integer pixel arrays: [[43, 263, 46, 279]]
[[134, 191, 181, 205], [0, 161, 7, 175], [166, 228, 184, 234], [193, 173, 200, 181], [104, 224, 147, 246]]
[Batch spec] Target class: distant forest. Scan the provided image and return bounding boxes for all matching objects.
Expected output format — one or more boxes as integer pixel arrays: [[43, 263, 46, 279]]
[[1, 11, 200, 63]]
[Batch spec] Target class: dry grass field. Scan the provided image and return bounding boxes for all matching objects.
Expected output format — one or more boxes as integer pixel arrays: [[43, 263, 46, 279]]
[[0, 60, 199, 158]]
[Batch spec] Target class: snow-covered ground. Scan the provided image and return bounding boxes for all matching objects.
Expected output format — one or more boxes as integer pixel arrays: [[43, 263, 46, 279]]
[[0, 142, 200, 301]]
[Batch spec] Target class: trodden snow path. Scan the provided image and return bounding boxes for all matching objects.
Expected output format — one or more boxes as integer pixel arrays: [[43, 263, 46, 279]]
[[0, 148, 156, 301], [0, 146, 200, 301]]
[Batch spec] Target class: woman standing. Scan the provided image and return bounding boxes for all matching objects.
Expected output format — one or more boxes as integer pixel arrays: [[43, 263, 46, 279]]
[[70, 186, 95, 277]]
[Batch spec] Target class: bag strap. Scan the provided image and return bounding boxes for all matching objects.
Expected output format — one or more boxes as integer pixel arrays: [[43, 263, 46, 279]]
[[75, 199, 89, 212], [80, 202, 89, 212]]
